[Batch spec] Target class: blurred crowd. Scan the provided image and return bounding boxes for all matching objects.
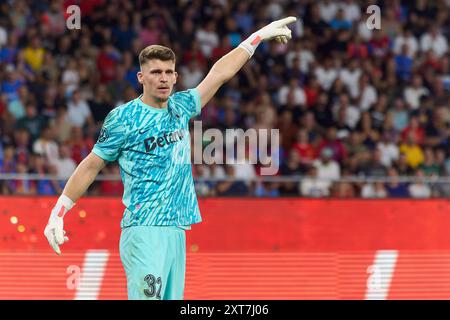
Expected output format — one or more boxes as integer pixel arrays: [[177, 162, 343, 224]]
[[0, 0, 449, 198]]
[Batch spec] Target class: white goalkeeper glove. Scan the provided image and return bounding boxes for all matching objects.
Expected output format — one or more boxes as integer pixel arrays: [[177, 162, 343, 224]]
[[44, 194, 74, 255], [238, 16, 297, 58]]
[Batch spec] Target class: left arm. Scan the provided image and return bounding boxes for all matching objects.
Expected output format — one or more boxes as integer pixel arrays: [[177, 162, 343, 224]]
[[196, 16, 297, 108]]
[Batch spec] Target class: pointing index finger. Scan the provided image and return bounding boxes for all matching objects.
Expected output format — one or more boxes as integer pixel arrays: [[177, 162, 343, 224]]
[[276, 16, 297, 27]]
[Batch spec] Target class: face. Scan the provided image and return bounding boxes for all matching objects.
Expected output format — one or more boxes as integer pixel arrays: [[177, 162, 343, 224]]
[[137, 59, 177, 103]]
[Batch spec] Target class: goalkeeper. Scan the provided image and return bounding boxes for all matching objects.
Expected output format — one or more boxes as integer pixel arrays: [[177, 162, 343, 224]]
[[44, 17, 297, 300]]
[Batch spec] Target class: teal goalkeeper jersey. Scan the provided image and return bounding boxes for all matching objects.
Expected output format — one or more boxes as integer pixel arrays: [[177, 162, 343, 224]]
[[92, 88, 202, 228]]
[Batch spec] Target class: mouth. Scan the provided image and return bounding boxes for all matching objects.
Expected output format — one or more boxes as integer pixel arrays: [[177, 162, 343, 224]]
[[157, 87, 170, 93]]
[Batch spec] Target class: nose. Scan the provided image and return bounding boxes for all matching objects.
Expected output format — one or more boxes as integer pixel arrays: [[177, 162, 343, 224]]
[[160, 73, 168, 83]]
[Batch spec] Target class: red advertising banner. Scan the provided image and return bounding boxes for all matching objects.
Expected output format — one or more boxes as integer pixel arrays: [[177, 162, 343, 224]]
[[0, 197, 449, 299]]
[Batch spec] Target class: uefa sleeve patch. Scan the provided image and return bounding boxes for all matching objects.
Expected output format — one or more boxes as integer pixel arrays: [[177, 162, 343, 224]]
[[97, 127, 109, 143]]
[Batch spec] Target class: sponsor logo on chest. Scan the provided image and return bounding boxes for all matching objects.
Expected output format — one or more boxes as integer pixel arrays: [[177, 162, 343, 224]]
[[143, 129, 185, 153]]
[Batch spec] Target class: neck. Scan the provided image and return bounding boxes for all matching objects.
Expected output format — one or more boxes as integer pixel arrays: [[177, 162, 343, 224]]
[[141, 91, 168, 109]]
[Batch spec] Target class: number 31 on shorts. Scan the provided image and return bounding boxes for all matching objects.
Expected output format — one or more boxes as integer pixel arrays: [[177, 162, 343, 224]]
[[144, 274, 162, 299]]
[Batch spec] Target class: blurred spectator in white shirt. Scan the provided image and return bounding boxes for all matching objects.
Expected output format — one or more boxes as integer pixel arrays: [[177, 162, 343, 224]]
[[420, 25, 448, 58], [277, 78, 306, 106], [62, 58, 80, 96], [340, 0, 361, 23], [319, 0, 338, 23], [408, 169, 431, 198], [195, 20, 219, 59], [32, 125, 59, 165], [285, 40, 315, 74], [53, 145, 76, 178], [358, 74, 378, 111], [357, 18, 372, 41], [313, 147, 341, 192], [67, 90, 94, 128], [265, 1, 283, 20], [180, 60, 205, 89], [315, 57, 338, 90], [300, 165, 331, 197], [0, 20, 7, 47], [361, 182, 388, 198], [332, 93, 361, 129], [377, 132, 400, 167], [394, 28, 419, 58], [403, 75, 429, 110], [339, 59, 362, 99]]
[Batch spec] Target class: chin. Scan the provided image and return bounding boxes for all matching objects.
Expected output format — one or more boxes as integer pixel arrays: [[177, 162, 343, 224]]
[[157, 95, 170, 102]]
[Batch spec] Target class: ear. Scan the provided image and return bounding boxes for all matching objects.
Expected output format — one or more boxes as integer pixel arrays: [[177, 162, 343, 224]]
[[137, 71, 144, 84], [173, 71, 178, 84]]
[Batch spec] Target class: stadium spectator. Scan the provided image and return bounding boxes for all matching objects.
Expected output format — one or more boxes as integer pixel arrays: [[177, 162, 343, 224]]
[[277, 77, 306, 106], [0, 18, 7, 48], [13, 163, 36, 195], [331, 181, 356, 198], [61, 58, 80, 96], [32, 124, 59, 165], [390, 98, 409, 132], [22, 37, 45, 73], [53, 145, 76, 179], [67, 90, 94, 128], [52, 106, 73, 144], [313, 147, 341, 192], [279, 149, 302, 196], [1, 64, 25, 103], [424, 106, 450, 149], [15, 102, 46, 141], [399, 131, 425, 169], [195, 20, 219, 59], [384, 167, 409, 198], [359, 149, 387, 178], [30, 153, 61, 196], [394, 44, 414, 81], [0, 0, 449, 198], [357, 74, 377, 111], [179, 59, 205, 89], [67, 126, 94, 164], [216, 165, 249, 196], [193, 164, 215, 197], [403, 75, 429, 110], [377, 132, 400, 168], [7, 85, 27, 121], [361, 182, 388, 199], [420, 25, 448, 58], [408, 169, 432, 198], [317, 127, 347, 163], [13, 127, 31, 165], [300, 165, 330, 197], [393, 28, 419, 58]]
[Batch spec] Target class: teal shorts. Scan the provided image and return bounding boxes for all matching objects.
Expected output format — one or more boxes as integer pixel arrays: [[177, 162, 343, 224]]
[[119, 225, 186, 300]]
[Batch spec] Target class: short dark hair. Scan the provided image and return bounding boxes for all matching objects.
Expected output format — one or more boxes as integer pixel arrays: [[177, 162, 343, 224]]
[[139, 45, 176, 66]]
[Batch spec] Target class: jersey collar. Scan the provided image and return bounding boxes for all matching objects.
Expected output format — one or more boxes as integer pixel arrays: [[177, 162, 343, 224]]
[[136, 94, 169, 113]]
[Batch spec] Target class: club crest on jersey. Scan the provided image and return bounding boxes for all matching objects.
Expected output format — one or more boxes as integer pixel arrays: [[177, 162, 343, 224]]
[[144, 129, 184, 153]]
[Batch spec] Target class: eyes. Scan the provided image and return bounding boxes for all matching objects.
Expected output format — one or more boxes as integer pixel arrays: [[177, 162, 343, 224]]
[[150, 70, 175, 75]]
